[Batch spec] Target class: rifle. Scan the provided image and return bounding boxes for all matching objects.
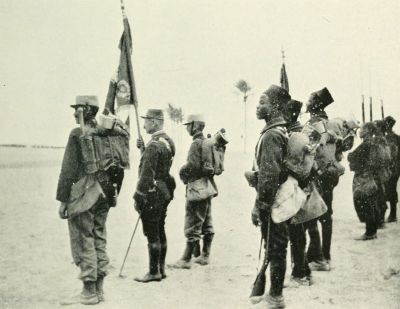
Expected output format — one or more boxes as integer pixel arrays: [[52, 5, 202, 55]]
[[250, 213, 271, 299]]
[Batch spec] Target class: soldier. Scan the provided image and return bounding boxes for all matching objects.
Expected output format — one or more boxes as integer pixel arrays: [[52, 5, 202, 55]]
[[305, 87, 341, 272], [251, 85, 290, 308], [57, 96, 124, 305], [348, 122, 380, 240], [384, 116, 400, 222], [373, 120, 392, 227], [170, 114, 216, 269], [284, 99, 312, 286], [133, 109, 176, 282]]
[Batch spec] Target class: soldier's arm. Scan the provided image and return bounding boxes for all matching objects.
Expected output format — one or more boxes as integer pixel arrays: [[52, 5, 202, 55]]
[[257, 131, 285, 207], [56, 128, 82, 203], [180, 140, 202, 179], [135, 143, 158, 198]]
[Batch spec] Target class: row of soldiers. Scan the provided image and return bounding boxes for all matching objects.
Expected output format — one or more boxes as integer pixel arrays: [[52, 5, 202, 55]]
[[56, 86, 397, 308], [56, 97, 226, 305]]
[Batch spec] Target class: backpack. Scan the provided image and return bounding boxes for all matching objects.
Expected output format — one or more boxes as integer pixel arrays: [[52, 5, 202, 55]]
[[201, 129, 228, 176], [285, 122, 322, 180], [79, 120, 130, 206]]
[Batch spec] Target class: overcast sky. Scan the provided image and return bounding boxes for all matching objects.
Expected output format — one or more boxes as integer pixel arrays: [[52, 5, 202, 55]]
[[0, 0, 399, 148]]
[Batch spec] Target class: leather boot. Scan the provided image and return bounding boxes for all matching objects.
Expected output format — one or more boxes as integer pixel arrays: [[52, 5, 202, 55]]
[[194, 234, 213, 265], [193, 241, 201, 258], [60, 281, 99, 306], [387, 201, 397, 222], [168, 241, 197, 269], [134, 243, 162, 283], [160, 242, 167, 279], [96, 275, 105, 302]]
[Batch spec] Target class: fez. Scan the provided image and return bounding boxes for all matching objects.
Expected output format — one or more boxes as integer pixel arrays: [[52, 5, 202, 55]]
[[183, 114, 205, 125], [263, 84, 291, 108], [384, 115, 396, 129], [141, 109, 164, 120], [306, 87, 334, 112], [71, 95, 99, 108]]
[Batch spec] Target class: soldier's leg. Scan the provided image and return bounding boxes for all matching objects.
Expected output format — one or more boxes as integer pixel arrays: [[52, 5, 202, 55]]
[[306, 219, 323, 263], [92, 198, 110, 301], [63, 212, 99, 305], [135, 206, 162, 282], [170, 200, 203, 269], [320, 189, 333, 262], [159, 204, 168, 278], [195, 198, 214, 265], [288, 223, 308, 283], [267, 219, 289, 307], [387, 175, 399, 222]]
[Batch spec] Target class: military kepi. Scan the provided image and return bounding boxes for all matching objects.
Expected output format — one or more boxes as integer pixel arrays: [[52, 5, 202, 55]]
[[71, 95, 99, 108], [183, 114, 205, 125], [306, 87, 334, 112], [141, 109, 164, 120]]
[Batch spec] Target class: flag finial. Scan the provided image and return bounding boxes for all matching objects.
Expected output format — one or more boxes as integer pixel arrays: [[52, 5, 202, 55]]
[[281, 47, 285, 64]]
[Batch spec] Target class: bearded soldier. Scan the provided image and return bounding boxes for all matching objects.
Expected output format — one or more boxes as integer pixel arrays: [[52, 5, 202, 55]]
[[57, 96, 125, 305], [251, 85, 290, 308], [384, 116, 400, 222], [133, 109, 176, 282]]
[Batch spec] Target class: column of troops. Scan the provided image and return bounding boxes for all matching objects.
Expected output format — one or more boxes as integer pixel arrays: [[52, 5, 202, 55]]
[[56, 86, 399, 308]]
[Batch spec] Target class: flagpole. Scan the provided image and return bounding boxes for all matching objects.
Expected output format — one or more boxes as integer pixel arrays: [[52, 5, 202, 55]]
[[369, 96, 373, 122], [120, 0, 144, 150], [361, 94, 365, 124]]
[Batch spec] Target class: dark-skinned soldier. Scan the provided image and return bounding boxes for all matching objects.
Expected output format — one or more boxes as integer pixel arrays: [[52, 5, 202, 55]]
[[251, 85, 291, 308]]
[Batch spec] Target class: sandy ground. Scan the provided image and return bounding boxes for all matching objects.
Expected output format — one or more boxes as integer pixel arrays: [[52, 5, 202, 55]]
[[0, 147, 399, 309]]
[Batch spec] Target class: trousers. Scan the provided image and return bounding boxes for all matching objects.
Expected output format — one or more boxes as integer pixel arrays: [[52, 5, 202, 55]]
[[184, 198, 214, 242], [68, 197, 110, 282]]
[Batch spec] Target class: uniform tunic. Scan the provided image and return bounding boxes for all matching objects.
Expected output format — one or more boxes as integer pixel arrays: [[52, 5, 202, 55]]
[[135, 130, 175, 244], [56, 127, 111, 282], [254, 116, 289, 297], [180, 132, 215, 242]]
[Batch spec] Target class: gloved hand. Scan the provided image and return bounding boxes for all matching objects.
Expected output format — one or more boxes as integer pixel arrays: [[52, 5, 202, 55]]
[[133, 192, 147, 213], [58, 202, 68, 219], [251, 206, 261, 227], [136, 137, 145, 150]]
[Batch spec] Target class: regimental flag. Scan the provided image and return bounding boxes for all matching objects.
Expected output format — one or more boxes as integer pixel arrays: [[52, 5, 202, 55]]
[[104, 13, 137, 119], [280, 62, 289, 93]]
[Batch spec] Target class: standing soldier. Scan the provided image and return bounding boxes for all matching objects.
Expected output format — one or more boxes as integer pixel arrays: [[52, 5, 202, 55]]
[[305, 87, 342, 271], [284, 99, 312, 286], [133, 109, 176, 282], [251, 85, 290, 308], [384, 116, 399, 222], [348, 122, 380, 240], [57, 96, 125, 305], [170, 114, 216, 269]]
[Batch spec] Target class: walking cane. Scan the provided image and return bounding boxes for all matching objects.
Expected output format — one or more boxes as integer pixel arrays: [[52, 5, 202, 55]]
[[118, 215, 141, 278]]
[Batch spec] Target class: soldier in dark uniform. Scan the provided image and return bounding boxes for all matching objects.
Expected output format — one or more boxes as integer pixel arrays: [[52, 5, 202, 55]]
[[284, 99, 312, 286], [57, 96, 124, 305], [133, 109, 176, 282], [170, 114, 215, 269], [251, 85, 290, 308], [348, 122, 380, 240], [373, 120, 392, 227], [384, 116, 400, 222], [305, 87, 339, 272]]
